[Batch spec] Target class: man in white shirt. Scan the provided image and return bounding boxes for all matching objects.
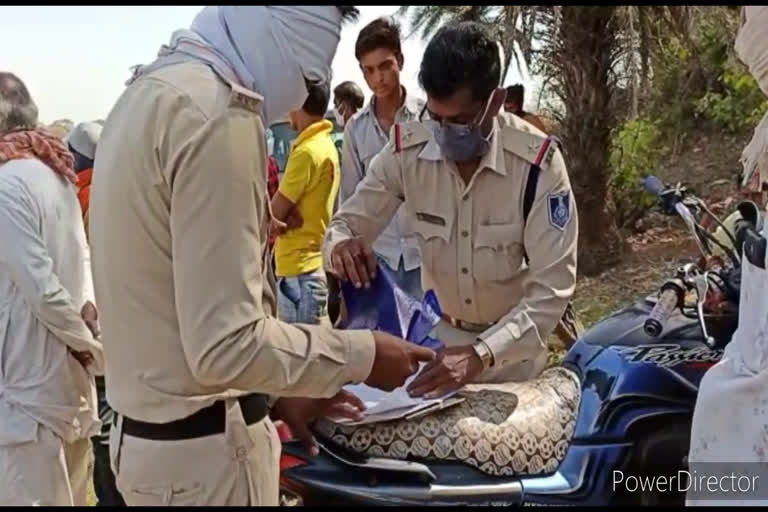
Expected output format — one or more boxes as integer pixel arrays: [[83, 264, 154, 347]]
[[0, 72, 104, 506], [340, 17, 424, 299]]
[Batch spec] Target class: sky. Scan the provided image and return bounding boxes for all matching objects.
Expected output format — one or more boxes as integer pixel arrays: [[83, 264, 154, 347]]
[[1, 6, 529, 125]]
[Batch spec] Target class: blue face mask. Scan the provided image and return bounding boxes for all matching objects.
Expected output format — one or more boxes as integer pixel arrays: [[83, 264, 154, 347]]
[[429, 97, 493, 162]]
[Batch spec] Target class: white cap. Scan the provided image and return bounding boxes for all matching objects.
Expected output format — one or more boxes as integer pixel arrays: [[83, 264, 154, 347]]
[[67, 121, 102, 160]]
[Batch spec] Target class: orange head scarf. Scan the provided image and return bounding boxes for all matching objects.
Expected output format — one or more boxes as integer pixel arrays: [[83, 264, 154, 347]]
[[0, 128, 78, 184]]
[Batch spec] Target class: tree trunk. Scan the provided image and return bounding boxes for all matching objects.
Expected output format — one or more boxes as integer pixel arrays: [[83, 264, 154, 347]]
[[555, 6, 625, 275], [499, 6, 520, 84], [638, 7, 651, 99], [627, 8, 639, 119], [522, 9, 537, 66]]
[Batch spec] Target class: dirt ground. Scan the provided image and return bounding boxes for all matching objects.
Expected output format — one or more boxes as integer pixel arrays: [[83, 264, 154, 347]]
[[546, 126, 752, 364], [547, 223, 701, 365]]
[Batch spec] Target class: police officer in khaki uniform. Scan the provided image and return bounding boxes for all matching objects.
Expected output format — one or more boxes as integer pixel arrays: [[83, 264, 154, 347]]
[[324, 21, 578, 399], [503, 84, 584, 348], [89, 6, 433, 506]]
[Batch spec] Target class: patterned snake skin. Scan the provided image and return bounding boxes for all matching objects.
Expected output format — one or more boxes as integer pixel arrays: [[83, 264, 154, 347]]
[[313, 367, 581, 477]]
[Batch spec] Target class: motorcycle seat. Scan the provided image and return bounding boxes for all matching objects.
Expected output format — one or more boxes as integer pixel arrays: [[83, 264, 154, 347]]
[[313, 366, 581, 477]]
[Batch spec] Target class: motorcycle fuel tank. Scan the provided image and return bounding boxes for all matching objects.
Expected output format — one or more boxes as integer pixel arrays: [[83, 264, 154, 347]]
[[563, 297, 727, 441]]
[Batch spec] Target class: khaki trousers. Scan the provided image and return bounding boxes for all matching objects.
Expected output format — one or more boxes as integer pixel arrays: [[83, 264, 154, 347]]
[[0, 424, 91, 506], [111, 398, 280, 506]]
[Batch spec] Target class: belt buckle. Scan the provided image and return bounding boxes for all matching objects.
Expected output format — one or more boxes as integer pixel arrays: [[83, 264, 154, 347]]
[[443, 314, 490, 333], [460, 320, 487, 333]]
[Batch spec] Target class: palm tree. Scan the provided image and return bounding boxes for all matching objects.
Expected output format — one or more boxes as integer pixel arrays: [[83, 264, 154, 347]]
[[536, 6, 626, 273], [397, 6, 538, 84], [397, 5, 692, 275]]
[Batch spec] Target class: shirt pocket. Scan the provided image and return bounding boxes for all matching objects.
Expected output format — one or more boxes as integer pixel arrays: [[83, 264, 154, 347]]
[[411, 210, 455, 275], [473, 222, 525, 282]]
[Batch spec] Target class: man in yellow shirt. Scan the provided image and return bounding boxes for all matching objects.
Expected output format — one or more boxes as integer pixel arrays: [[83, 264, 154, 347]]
[[271, 80, 339, 324]]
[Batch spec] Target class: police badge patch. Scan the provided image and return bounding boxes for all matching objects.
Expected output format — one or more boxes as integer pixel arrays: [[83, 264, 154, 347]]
[[548, 192, 571, 230]]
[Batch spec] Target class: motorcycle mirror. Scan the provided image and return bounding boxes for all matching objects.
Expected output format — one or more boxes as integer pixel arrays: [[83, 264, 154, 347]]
[[737, 200, 760, 228]]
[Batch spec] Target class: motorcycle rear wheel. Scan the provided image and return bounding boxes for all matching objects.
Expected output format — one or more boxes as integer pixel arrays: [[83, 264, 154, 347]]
[[611, 420, 690, 506]]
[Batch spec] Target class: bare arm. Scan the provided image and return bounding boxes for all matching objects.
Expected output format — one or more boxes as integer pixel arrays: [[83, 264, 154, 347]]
[[271, 149, 313, 230], [270, 191, 296, 223]]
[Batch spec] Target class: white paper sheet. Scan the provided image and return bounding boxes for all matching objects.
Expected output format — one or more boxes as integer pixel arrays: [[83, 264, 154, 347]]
[[327, 364, 458, 425]]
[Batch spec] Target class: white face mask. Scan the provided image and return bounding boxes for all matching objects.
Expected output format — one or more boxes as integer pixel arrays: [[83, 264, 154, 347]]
[[333, 105, 346, 127]]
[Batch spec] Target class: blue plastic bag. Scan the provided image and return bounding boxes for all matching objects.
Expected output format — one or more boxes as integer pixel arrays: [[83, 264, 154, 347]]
[[338, 262, 445, 351]]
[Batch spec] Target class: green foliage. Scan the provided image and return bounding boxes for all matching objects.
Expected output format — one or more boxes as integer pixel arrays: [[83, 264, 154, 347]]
[[647, 8, 762, 138], [694, 65, 768, 133], [609, 118, 662, 227], [647, 37, 698, 129]]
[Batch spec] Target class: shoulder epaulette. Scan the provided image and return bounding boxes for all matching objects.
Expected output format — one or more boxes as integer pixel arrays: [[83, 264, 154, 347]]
[[502, 126, 560, 167], [392, 121, 431, 153], [228, 82, 264, 115]]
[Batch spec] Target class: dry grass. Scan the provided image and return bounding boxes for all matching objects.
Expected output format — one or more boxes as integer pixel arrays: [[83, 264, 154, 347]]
[[546, 224, 700, 366]]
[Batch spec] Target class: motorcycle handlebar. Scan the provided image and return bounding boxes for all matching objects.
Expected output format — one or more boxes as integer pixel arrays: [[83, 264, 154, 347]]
[[643, 175, 719, 260], [644, 285, 682, 337], [643, 175, 665, 197]]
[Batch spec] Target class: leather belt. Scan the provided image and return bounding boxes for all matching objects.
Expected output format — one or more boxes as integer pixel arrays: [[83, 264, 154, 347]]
[[121, 394, 268, 441], [441, 313, 494, 333]]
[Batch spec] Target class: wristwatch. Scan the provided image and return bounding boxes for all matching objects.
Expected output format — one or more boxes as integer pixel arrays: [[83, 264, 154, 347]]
[[472, 341, 495, 369]]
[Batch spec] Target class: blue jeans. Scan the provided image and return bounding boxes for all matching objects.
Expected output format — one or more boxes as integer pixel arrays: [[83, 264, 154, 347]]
[[380, 255, 423, 300], [277, 271, 328, 324]]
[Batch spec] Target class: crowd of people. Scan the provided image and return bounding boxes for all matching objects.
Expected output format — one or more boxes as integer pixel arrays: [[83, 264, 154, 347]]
[[1, 4, 764, 507]]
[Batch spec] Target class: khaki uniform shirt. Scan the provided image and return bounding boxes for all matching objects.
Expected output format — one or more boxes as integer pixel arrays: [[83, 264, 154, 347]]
[[324, 113, 578, 378], [89, 61, 375, 423]]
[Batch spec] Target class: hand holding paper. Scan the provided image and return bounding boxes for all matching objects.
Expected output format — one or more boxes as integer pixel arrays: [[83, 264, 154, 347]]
[[331, 262, 466, 424], [329, 362, 461, 425], [274, 390, 367, 455], [365, 331, 436, 391], [406, 345, 484, 399]]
